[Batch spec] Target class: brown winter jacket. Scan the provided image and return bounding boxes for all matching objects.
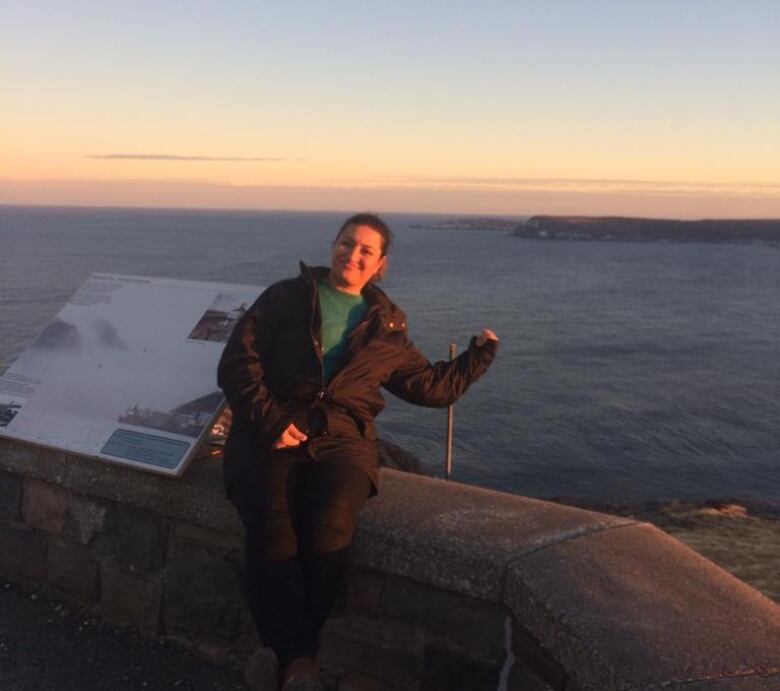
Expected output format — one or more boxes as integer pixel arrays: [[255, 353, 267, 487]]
[[217, 263, 497, 490]]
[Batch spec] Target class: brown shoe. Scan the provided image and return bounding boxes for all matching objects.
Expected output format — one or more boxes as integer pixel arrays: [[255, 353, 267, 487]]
[[244, 647, 279, 691], [281, 657, 324, 691]]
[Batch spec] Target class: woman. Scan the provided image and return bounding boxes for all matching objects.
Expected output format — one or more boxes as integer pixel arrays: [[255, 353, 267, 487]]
[[218, 213, 498, 691]]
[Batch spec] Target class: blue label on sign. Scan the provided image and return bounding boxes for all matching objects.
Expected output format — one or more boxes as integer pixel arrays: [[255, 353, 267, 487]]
[[102, 428, 189, 469]]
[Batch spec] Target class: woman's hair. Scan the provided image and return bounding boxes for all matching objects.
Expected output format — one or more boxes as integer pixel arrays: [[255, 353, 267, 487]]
[[336, 213, 393, 256]]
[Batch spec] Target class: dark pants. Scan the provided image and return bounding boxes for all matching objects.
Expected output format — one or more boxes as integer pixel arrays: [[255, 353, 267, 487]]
[[227, 449, 372, 666]]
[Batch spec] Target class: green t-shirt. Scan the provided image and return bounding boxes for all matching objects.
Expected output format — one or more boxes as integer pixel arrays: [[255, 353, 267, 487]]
[[318, 280, 368, 383]]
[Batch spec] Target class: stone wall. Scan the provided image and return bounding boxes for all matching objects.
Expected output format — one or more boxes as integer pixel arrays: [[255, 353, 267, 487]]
[[0, 453, 252, 657], [1, 437, 779, 690]]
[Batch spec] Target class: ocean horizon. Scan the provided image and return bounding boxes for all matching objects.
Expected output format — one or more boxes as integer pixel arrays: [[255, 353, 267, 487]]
[[2, 204, 779, 510]]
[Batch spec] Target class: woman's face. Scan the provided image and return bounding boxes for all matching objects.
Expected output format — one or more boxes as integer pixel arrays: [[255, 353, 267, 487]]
[[329, 223, 387, 294]]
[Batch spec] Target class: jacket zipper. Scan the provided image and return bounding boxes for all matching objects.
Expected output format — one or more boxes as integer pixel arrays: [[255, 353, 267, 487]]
[[326, 304, 379, 392], [306, 271, 325, 387]]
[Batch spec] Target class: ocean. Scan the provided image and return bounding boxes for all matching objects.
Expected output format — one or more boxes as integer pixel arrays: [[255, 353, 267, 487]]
[[2, 205, 779, 507]]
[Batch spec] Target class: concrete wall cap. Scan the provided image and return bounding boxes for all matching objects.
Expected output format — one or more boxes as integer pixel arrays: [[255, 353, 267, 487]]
[[505, 522, 780, 690], [354, 469, 636, 601], [0, 438, 240, 534]]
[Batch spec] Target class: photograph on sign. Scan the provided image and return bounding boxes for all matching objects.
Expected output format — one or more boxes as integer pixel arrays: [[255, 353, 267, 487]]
[[0, 274, 261, 475], [188, 293, 250, 343], [0, 393, 25, 428]]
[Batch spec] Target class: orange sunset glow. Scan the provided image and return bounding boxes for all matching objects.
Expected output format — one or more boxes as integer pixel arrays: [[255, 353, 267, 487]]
[[2, 3, 779, 218]]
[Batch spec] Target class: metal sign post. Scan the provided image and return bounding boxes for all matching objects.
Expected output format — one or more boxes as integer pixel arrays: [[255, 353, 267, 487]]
[[444, 342, 456, 480]]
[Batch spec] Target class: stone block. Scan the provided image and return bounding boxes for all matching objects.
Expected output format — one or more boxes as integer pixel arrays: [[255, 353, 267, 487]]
[[320, 618, 370, 674], [100, 562, 162, 638], [88, 506, 118, 558], [511, 619, 566, 690], [345, 566, 386, 616], [65, 494, 110, 546], [164, 521, 250, 641], [0, 522, 47, 581], [421, 645, 501, 691], [22, 478, 70, 535], [505, 523, 780, 691], [59, 449, 242, 534], [322, 615, 423, 687], [115, 504, 166, 571], [379, 574, 506, 660], [0, 438, 67, 484], [361, 640, 422, 689], [354, 469, 634, 601], [506, 664, 556, 691], [47, 539, 99, 602], [338, 671, 406, 691], [659, 675, 780, 691], [172, 520, 243, 552], [0, 470, 22, 520]]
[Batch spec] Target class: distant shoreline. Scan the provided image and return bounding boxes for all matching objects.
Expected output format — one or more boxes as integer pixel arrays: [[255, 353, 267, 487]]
[[413, 215, 780, 247]]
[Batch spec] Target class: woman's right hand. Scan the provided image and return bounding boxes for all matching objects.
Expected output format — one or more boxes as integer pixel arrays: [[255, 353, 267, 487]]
[[475, 328, 499, 346], [272, 422, 308, 450]]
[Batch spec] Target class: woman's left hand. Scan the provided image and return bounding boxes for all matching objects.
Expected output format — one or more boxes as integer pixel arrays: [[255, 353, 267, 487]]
[[475, 328, 499, 346]]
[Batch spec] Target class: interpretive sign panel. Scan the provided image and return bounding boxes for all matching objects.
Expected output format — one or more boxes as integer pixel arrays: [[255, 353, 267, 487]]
[[0, 274, 261, 475]]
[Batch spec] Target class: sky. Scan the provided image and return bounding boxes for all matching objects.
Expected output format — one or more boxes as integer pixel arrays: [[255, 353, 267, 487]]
[[2, 1, 779, 218]]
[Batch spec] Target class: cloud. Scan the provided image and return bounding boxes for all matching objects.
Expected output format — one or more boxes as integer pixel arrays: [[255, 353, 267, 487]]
[[88, 153, 298, 162], [4, 176, 780, 219], [360, 174, 780, 198]]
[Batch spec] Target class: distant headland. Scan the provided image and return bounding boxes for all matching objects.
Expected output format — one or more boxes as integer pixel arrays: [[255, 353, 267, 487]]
[[412, 215, 780, 246]]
